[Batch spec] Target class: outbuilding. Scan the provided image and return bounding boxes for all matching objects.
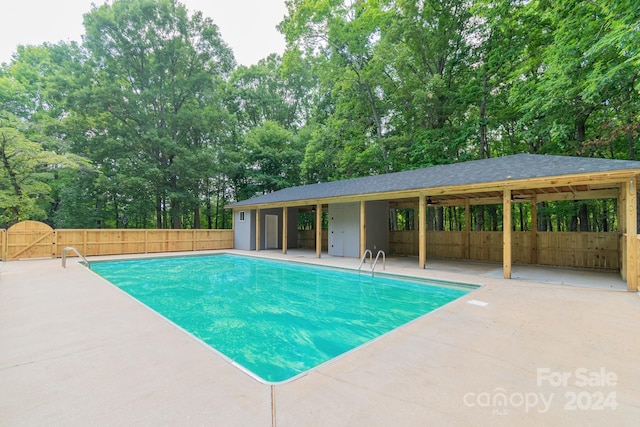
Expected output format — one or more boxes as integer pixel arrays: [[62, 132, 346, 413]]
[[229, 154, 640, 291]]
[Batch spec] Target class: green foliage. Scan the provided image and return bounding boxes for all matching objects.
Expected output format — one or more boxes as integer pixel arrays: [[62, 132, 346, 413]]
[[243, 121, 303, 193], [79, 0, 236, 228], [0, 0, 638, 230], [0, 123, 85, 227]]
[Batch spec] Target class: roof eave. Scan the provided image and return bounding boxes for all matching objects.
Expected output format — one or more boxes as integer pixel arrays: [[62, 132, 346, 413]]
[[229, 169, 640, 211]]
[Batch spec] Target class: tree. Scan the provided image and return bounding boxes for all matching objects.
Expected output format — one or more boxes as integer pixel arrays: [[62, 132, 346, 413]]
[[467, 0, 533, 159], [80, 0, 235, 228], [580, 0, 640, 159], [0, 42, 96, 227], [228, 54, 303, 130], [378, 0, 476, 168], [0, 122, 85, 227], [243, 120, 303, 194], [506, 0, 639, 160], [281, 0, 393, 176]]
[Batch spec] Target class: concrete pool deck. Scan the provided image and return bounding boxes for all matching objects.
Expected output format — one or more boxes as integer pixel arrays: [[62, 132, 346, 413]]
[[1, 250, 639, 426]]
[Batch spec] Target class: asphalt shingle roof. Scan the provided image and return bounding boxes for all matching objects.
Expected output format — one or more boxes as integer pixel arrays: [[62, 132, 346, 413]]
[[229, 154, 640, 208]]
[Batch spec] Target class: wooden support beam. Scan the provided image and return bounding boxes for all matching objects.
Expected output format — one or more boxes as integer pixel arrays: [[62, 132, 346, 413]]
[[503, 188, 512, 279], [419, 195, 426, 269], [530, 196, 538, 264], [389, 200, 421, 209], [315, 204, 322, 258], [464, 199, 470, 259], [619, 185, 628, 280], [282, 207, 288, 254], [255, 208, 261, 252], [535, 189, 619, 203], [374, 189, 620, 211], [625, 177, 637, 291], [360, 201, 366, 258]]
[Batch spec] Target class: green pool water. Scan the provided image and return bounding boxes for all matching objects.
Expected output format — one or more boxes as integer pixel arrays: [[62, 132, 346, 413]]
[[90, 254, 474, 383]]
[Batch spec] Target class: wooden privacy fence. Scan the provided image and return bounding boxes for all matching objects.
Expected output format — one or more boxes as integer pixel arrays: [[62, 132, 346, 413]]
[[296, 228, 622, 270], [298, 230, 328, 251], [1, 220, 233, 261], [0, 220, 633, 273], [390, 230, 621, 270]]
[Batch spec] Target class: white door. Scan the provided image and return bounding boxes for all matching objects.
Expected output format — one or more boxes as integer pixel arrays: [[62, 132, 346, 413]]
[[265, 214, 279, 249], [330, 206, 345, 256]]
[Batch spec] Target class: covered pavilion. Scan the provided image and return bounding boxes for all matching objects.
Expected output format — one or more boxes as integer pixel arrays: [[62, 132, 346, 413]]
[[229, 154, 640, 291]]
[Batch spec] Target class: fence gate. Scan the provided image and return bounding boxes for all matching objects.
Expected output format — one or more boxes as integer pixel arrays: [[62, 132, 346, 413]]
[[6, 220, 55, 260]]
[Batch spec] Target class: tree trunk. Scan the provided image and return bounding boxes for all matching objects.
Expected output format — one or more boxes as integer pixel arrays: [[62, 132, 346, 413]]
[[427, 207, 434, 231], [171, 199, 181, 229], [0, 135, 23, 223], [479, 73, 490, 159], [574, 108, 591, 154], [156, 197, 163, 229], [96, 199, 102, 228], [161, 197, 168, 229], [363, 80, 389, 171], [436, 206, 444, 231], [488, 205, 498, 231], [628, 117, 636, 160], [475, 206, 484, 231], [575, 118, 586, 145], [205, 185, 212, 229], [578, 203, 589, 231], [569, 216, 578, 231], [539, 202, 551, 231], [221, 206, 227, 229], [390, 209, 398, 231], [215, 182, 223, 229], [113, 195, 119, 228], [194, 205, 201, 229]]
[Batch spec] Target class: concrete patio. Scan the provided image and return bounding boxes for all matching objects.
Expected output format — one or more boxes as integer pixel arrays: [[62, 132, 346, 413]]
[[1, 250, 639, 426]]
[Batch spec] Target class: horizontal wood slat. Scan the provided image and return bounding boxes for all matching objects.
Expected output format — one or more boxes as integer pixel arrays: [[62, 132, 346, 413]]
[[390, 230, 619, 270]]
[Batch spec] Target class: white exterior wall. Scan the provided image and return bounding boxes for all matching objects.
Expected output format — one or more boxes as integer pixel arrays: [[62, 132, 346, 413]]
[[233, 209, 256, 250], [328, 202, 360, 257]]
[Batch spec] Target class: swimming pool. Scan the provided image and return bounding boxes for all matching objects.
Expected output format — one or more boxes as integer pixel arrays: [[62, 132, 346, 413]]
[[91, 254, 476, 383]]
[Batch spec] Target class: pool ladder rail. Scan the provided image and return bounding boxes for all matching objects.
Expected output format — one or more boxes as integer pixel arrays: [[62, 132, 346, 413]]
[[358, 249, 386, 276], [61, 246, 91, 268]]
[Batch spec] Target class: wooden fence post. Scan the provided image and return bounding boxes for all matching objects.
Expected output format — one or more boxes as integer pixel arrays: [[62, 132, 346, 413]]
[[52, 230, 57, 258], [1, 229, 6, 262]]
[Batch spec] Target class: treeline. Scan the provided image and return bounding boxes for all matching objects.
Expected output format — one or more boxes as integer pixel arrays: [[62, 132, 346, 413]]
[[0, 0, 638, 230], [392, 199, 619, 232]]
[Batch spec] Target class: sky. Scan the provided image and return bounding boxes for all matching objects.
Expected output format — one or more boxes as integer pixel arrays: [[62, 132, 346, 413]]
[[0, 0, 288, 66]]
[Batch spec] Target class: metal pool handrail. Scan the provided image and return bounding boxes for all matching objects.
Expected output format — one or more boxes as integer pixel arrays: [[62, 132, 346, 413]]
[[371, 250, 386, 277], [62, 247, 90, 268], [358, 249, 373, 273]]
